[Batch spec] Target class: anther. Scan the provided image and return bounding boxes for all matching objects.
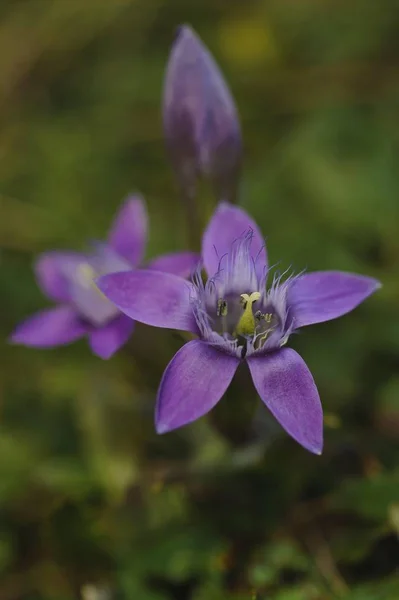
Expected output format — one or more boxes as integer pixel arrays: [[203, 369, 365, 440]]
[[255, 310, 273, 323], [217, 299, 228, 317]]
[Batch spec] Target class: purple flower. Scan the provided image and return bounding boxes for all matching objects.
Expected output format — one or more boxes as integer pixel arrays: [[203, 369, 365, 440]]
[[96, 203, 381, 453], [10, 195, 199, 359], [163, 25, 241, 203]]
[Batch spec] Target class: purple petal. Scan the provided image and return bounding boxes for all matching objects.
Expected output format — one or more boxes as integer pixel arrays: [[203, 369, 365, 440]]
[[156, 340, 239, 433], [35, 251, 84, 302], [147, 251, 200, 278], [88, 314, 134, 359], [202, 202, 267, 279], [107, 195, 147, 266], [163, 25, 241, 202], [10, 305, 88, 348], [288, 271, 381, 329], [96, 270, 198, 333], [247, 348, 323, 454]]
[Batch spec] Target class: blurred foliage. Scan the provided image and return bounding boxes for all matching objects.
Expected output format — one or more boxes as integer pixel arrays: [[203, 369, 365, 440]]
[[1, 0, 399, 598]]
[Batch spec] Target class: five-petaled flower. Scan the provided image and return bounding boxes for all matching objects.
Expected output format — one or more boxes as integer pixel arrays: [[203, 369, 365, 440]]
[[10, 195, 199, 359], [97, 202, 381, 453]]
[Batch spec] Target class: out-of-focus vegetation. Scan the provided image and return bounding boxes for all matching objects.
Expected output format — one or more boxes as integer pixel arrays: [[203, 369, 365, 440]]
[[1, 1, 399, 598]]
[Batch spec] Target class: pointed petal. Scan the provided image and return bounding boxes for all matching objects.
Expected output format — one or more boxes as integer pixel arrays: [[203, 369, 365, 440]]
[[163, 25, 241, 202], [10, 306, 87, 348], [202, 202, 267, 279], [147, 251, 200, 278], [247, 348, 323, 454], [108, 195, 147, 265], [288, 271, 381, 328], [156, 340, 239, 433], [35, 251, 84, 302], [96, 270, 198, 333], [88, 314, 134, 359]]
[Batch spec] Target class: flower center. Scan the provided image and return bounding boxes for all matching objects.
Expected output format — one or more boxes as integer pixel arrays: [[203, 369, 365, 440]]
[[212, 289, 278, 350], [76, 263, 108, 300], [70, 261, 120, 326], [77, 262, 97, 289]]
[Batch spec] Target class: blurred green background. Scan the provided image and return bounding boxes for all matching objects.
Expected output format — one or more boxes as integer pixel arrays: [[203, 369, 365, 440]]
[[1, 1, 399, 598]]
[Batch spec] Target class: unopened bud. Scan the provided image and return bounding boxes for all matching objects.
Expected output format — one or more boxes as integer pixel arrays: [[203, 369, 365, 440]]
[[163, 25, 242, 204]]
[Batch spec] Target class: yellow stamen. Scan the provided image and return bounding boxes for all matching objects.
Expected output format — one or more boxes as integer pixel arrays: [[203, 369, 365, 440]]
[[235, 291, 261, 336], [254, 312, 275, 347], [217, 298, 228, 317]]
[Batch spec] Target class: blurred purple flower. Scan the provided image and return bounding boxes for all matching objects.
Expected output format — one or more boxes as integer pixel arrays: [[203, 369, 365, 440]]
[[163, 25, 241, 203], [10, 195, 199, 359], [96, 203, 380, 452]]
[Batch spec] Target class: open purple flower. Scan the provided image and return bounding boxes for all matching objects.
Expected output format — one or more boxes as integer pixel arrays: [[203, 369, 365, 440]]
[[163, 25, 241, 203], [96, 203, 381, 453], [10, 195, 199, 359]]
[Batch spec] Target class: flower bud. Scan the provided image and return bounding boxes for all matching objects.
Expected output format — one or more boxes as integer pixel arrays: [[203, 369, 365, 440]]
[[163, 25, 242, 203]]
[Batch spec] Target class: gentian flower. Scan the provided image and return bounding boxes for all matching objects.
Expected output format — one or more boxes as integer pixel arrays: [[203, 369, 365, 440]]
[[163, 25, 241, 203], [96, 203, 381, 453], [10, 195, 199, 359]]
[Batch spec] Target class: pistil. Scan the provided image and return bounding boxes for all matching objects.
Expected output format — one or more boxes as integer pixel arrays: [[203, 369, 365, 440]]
[[235, 291, 261, 336]]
